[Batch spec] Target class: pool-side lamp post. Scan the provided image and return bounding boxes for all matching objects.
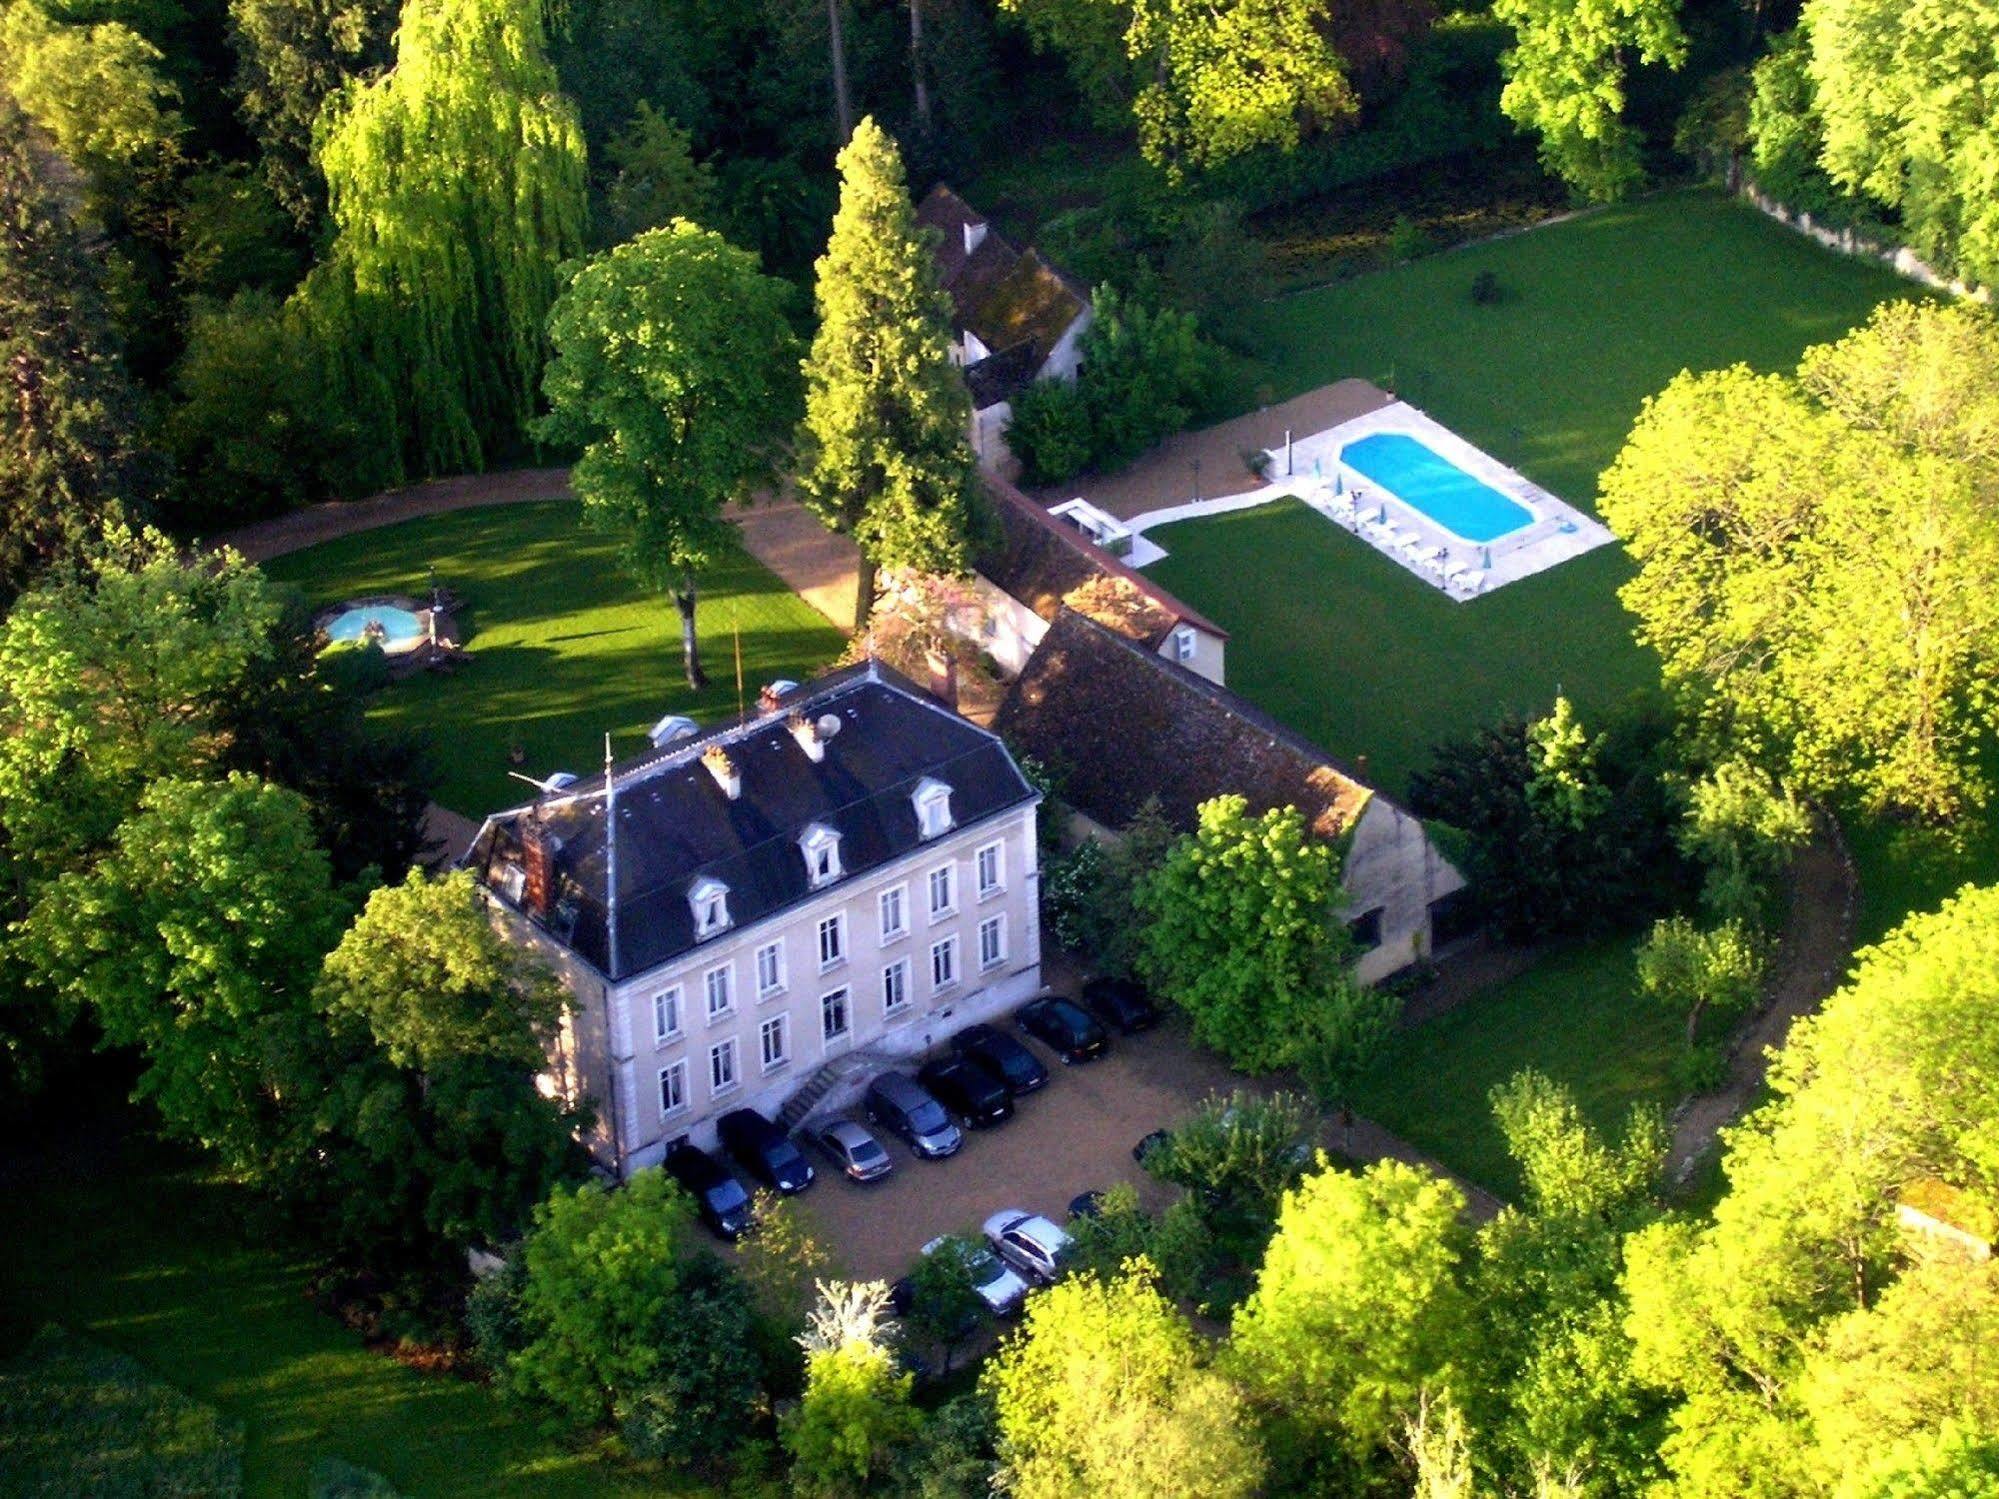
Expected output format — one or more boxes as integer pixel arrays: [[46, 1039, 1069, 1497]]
[[1284, 428, 1294, 477]]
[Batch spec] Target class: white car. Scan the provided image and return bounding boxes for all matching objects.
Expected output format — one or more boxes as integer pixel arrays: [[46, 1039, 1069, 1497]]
[[982, 1209, 1074, 1285], [922, 1234, 1029, 1316]]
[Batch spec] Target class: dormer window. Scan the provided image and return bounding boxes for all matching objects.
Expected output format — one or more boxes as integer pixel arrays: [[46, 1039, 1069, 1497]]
[[913, 777, 954, 839], [689, 875, 731, 939], [800, 823, 842, 888]]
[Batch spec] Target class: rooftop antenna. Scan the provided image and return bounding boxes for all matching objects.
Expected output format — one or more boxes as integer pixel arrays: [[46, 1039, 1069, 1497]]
[[733, 608, 745, 723], [603, 732, 619, 979]]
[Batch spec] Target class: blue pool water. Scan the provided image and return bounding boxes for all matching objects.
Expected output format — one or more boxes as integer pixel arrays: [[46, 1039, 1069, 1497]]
[[326, 604, 424, 648], [1341, 432, 1533, 543]]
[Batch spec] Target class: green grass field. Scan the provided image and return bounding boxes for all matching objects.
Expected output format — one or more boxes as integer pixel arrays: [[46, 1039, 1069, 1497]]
[[1244, 187, 1921, 507], [0, 1124, 688, 1498], [265, 502, 846, 816], [1350, 941, 1683, 1198]]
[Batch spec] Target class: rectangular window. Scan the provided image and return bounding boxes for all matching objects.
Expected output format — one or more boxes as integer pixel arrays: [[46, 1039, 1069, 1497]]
[[931, 936, 958, 992], [709, 1039, 738, 1096], [1173, 624, 1197, 662], [818, 913, 846, 968], [976, 842, 1003, 898], [928, 864, 956, 920], [755, 940, 785, 999], [759, 1015, 788, 1072], [821, 987, 851, 1042], [704, 964, 733, 1020], [882, 958, 910, 1014], [1347, 907, 1385, 953], [659, 1060, 688, 1116], [878, 884, 908, 943], [651, 986, 682, 1042], [979, 914, 1006, 971]]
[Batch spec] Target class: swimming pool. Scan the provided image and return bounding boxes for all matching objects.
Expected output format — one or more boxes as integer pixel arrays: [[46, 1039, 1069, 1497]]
[[1341, 432, 1533, 543], [324, 603, 425, 651]]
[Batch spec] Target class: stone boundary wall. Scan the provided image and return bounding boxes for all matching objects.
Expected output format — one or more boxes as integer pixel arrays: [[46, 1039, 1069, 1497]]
[[1740, 184, 1990, 304]]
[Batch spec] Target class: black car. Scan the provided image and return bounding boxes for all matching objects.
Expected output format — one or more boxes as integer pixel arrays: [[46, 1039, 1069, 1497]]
[[1081, 976, 1160, 1034], [716, 1107, 815, 1194], [863, 1072, 964, 1158], [951, 1024, 1049, 1095], [918, 1057, 1014, 1129], [663, 1143, 753, 1239], [1016, 997, 1109, 1064]]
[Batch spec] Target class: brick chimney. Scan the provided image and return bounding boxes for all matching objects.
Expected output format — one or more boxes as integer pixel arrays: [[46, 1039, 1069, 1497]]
[[520, 816, 552, 918], [703, 744, 741, 800], [758, 683, 784, 714], [926, 648, 959, 710]]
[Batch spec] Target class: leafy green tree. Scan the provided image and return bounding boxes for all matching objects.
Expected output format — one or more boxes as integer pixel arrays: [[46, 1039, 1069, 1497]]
[[0, 528, 281, 879], [171, 161, 301, 302], [1126, 0, 1357, 178], [1134, 795, 1347, 1071], [1526, 695, 1609, 832], [1041, 798, 1177, 978], [1678, 760, 1811, 928], [292, 870, 584, 1294], [305, 0, 586, 479], [1599, 302, 1999, 822], [886, 1391, 1000, 1499], [1004, 378, 1094, 487], [986, 1260, 1264, 1499], [995, 0, 1139, 133], [502, 1171, 700, 1427], [618, 1253, 764, 1469], [0, 95, 157, 601], [538, 222, 797, 688], [784, 1280, 921, 1495], [737, 1187, 834, 1387], [1143, 1090, 1317, 1237], [1292, 981, 1400, 1132], [1076, 286, 1212, 468], [16, 774, 349, 1172], [1229, 1160, 1470, 1464], [226, 0, 397, 224], [1623, 883, 1999, 1496], [1470, 1072, 1666, 1495], [796, 115, 972, 631], [1636, 914, 1767, 1050], [1803, 0, 1999, 287], [1491, 0, 1685, 201], [900, 1236, 987, 1374], [0, 0, 183, 191], [599, 103, 717, 247]]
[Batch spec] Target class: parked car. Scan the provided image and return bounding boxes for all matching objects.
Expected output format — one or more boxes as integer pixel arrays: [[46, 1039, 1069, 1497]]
[[864, 1072, 964, 1159], [663, 1143, 753, 1239], [716, 1108, 815, 1194], [1133, 1129, 1172, 1166], [922, 1234, 1029, 1317], [817, 1119, 894, 1183], [982, 1209, 1075, 1285], [1067, 1189, 1104, 1221], [951, 1023, 1049, 1095], [1015, 997, 1109, 1064], [918, 1057, 1013, 1129], [1081, 975, 1160, 1034]]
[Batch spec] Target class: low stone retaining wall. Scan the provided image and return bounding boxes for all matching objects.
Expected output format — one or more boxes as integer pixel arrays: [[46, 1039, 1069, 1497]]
[[1741, 184, 1989, 303]]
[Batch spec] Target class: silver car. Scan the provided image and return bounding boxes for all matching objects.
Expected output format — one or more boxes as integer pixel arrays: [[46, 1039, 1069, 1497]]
[[982, 1209, 1074, 1285], [923, 1234, 1029, 1316], [817, 1120, 894, 1183]]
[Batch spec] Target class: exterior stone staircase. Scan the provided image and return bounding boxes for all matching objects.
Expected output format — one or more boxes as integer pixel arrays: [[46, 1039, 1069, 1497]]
[[777, 1046, 887, 1132]]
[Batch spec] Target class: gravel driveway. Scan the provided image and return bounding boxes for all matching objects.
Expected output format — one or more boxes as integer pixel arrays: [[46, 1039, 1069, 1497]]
[[787, 1018, 1261, 1285]]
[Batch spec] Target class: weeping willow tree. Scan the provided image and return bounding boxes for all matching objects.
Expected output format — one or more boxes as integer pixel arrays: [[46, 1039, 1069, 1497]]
[[300, 0, 586, 480]]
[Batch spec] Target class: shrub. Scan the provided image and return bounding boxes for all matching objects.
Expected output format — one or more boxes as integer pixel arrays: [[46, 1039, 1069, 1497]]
[[1637, 916, 1768, 1049], [1005, 380, 1094, 487], [1385, 213, 1430, 263], [1469, 269, 1502, 305]]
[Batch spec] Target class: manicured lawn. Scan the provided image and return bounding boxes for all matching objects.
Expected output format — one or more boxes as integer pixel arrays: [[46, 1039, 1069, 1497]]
[[1149, 498, 1654, 799], [1350, 941, 1684, 1199], [1244, 187, 1922, 507], [265, 502, 847, 816], [0, 1123, 692, 1499]]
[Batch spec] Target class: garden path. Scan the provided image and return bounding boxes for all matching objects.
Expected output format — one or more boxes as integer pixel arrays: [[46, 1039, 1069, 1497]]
[[1666, 824, 1859, 1184]]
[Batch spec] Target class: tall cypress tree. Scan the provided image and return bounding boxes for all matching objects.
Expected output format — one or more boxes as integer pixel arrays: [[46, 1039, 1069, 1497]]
[[796, 115, 972, 632], [304, 0, 586, 480], [0, 90, 158, 604]]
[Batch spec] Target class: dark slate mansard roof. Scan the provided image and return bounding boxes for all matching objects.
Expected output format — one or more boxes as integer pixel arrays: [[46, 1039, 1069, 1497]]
[[464, 662, 1038, 981]]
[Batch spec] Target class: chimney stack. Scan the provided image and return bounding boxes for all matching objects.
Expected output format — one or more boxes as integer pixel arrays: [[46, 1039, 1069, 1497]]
[[520, 816, 552, 918], [758, 684, 783, 714], [788, 712, 825, 763], [703, 744, 741, 800]]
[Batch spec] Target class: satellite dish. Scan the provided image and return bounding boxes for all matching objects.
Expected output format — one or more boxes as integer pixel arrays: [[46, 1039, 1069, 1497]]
[[817, 714, 842, 738], [648, 713, 699, 747]]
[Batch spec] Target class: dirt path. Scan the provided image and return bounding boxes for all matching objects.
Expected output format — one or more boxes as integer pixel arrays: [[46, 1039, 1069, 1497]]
[[209, 468, 574, 563], [1667, 823, 1858, 1183]]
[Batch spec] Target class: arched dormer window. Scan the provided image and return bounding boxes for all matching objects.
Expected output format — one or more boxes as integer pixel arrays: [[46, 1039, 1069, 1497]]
[[800, 822, 842, 888], [913, 777, 954, 840], [689, 875, 731, 939]]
